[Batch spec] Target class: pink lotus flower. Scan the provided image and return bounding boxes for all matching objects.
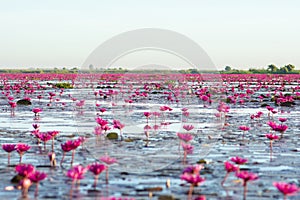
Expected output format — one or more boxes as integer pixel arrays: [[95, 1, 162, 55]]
[[32, 107, 42, 116], [113, 119, 125, 130], [99, 107, 107, 113], [221, 161, 239, 185], [236, 171, 259, 200], [66, 165, 87, 184], [9, 101, 17, 109], [1, 143, 16, 166], [16, 163, 35, 177], [29, 170, 47, 196], [16, 143, 31, 163], [273, 182, 299, 199], [96, 117, 109, 127], [144, 112, 151, 118], [38, 132, 52, 150], [2, 143, 16, 153], [265, 133, 279, 141], [181, 164, 205, 199], [60, 139, 81, 166], [88, 163, 107, 187], [100, 155, 117, 184], [230, 156, 247, 165], [100, 155, 117, 165], [160, 105, 172, 111], [278, 118, 287, 123], [177, 133, 193, 143], [181, 143, 194, 164], [183, 124, 194, 132], [180, 173, 205, 186], [239, 125, 250, 131]]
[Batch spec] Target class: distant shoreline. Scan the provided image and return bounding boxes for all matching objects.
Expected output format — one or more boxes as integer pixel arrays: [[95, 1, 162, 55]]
[[0, 67, 299, 74]]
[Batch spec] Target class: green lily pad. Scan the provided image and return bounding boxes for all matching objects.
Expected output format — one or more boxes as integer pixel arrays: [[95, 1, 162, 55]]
[[16, 99, 32, 105], [106, 132, 119, 140]]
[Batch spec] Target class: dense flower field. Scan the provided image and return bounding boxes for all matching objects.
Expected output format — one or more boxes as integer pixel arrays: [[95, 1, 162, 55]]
[[0, 73, 299, 200]]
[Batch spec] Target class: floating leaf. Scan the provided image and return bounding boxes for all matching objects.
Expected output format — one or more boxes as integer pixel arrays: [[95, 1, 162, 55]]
[[106, 132, 118, 140]]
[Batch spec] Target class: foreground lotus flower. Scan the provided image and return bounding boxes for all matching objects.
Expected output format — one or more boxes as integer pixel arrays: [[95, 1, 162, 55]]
[[273, 182, 299, 200], [88, 162, 107, 187], [60, 139, 81, 166], [66, 165, 87, 185], [181, 165, 205, 200], [2, 143, 16, 165], [100, 155, 117, 184], [236, 171, 259, 200], [16, 163, 35, 177], [29, 170, 47, 196], [230, 156, 247, 165], [16, 143, 31, 163], [221, 161, 239, 185]]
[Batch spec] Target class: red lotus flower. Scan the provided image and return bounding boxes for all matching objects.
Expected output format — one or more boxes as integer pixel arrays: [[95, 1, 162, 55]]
[[2, 143, 16, 153], [88, 163, 107, 187], [236, 171, 259, 200], [16, 163, 35, 177], [16, 143, 31, 163], [180, 173, 205, 186], [183, 124, 194, 132], [230, 156, 247, 165], [236, 171, 259, 184], [100, 155, 117, 184], [177, 133, 193, 142], [38, 132, 52, 150], [221, 161, 239, 185], [60, 139, 82, 166], [239, 125, 250, 131], [265, 133, 279, 141], [66, 165, 87, 184], [181, 164, 205, 199], [273, 182, 299, 199], [29, 170, 47, 183], [32, 107, 42, 115], [224, 161, 239, 173], [143, 112, 151, 118], [278, 118, 287, 123]]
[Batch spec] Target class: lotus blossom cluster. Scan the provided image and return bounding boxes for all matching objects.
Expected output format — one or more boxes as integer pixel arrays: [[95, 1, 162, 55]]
[[15, 163, 47, 197]]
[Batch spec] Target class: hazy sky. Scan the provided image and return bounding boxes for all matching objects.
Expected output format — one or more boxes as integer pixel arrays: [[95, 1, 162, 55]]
[[0, 0, 299, 70]]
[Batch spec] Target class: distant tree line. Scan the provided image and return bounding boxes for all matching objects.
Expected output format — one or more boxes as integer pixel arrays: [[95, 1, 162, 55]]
[[222, 64, 299, 74], [0, 64, 298, 74]]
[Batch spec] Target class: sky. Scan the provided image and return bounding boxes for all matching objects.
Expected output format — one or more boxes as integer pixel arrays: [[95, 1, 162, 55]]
[[0, 0, 299, 70]]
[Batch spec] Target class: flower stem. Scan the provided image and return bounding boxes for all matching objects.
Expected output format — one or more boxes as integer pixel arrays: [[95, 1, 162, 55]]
[[188, 184, 194, 200], [34, 183, 39, 197], [60, 152, 66, 166], [7, 153, 11, 166], [71, 150, 75, 166], [105, 168, 109, 184], [221, 172, 229, 186], [243, 182, 247, 200]]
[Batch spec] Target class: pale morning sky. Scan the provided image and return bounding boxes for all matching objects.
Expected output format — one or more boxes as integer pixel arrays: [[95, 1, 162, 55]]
[[0, 0, 299, 70]]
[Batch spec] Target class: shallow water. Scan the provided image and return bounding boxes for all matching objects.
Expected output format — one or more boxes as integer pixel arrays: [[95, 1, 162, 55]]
[[0, 76, 299, 200]]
